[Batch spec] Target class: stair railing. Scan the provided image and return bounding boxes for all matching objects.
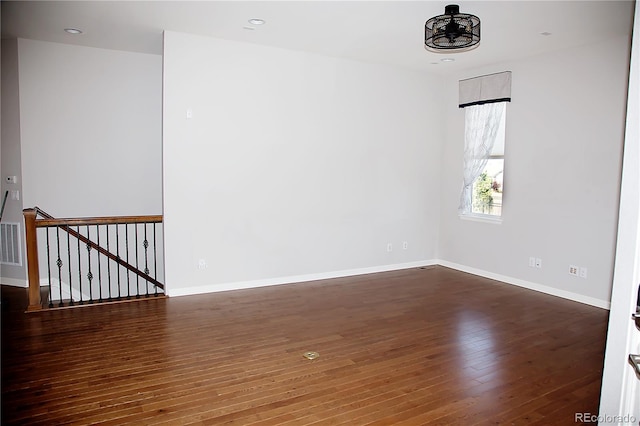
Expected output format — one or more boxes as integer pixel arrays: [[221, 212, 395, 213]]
[[23, 207, 164, 311]]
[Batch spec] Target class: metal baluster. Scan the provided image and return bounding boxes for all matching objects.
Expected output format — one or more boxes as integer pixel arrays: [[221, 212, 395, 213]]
[[135, 223, 140, 298], [106, 224, 112, 301], [77, 226, 83, 305], [45, 228, 53, 308], [116, 224, 121, 299], [96, 224, 102, 303], [86, 225, 93, 303], [125, 224, 131, 299], [55, 227, 63, 306], [143, 223, 150, 297], [153, 222, 158, 296], [67, 228, 73, 306]]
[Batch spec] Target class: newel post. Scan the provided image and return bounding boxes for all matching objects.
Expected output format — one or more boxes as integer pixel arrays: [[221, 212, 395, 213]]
[[23, 208, 42, 311]]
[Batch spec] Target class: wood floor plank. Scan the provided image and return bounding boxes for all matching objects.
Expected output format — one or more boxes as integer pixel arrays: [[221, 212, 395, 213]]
[[1, 266, 608, 424]]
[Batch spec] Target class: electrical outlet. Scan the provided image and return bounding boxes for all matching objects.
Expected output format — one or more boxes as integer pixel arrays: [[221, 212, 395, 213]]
[[386, 243, 393, 252], [535, 258, 542, 269], [198, 259, 207, 270], [579, 267, 588, 279], [569, 265, 579, 276], [529, 257, 536, 267], [402, 241, 408, 250]]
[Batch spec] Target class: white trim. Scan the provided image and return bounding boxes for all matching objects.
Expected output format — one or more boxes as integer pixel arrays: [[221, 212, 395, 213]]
[[160, 259, 611, 310], [166, 260, 438, 297], [0, 277, 27, 288], [459, 214, 502, 224], [436, 259, 611, 310]]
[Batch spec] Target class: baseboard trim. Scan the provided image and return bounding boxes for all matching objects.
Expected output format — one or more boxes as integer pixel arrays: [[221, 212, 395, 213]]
[[0, 278, 28, 288], [167, 259, 610, 310], [435, 260, 611, 310], [166, 260, 438, 297]]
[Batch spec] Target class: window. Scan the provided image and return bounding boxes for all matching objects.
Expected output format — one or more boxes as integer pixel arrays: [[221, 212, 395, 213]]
[[459, 101, 507, 218], [470, 102, 505, 216], [457, 71, 511, 219]]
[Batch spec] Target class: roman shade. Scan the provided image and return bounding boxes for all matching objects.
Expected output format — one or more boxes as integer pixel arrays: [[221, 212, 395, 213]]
[[459, 71, 512, 108]]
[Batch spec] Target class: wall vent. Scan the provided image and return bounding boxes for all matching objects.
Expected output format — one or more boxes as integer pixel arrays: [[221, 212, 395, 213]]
[[0, 223, 22, 266]]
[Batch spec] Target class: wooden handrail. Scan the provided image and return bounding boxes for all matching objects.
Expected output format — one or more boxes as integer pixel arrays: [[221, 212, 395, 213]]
[[23, 208, 164, 310], [34, 215, 163, 227]]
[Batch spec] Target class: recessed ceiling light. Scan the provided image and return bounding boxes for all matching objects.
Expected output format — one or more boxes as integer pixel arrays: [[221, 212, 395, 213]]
[[64, 28, 83, 34], [248, 19, 265, 25], [440, 58, 455, 63]]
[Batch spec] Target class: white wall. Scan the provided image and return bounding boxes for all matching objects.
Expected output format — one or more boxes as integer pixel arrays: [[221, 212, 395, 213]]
[[438, 36, 631, 307], [1, 39, 26, 285], [162, 31, 443, 295], [18, 39, 162, 217]]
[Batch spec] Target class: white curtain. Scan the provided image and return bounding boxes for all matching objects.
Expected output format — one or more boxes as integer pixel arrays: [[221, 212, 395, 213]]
[[459, 102, 505, 214]]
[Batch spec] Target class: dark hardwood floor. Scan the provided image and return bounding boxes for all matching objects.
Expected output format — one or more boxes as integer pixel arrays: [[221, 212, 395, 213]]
[[1, 266, 608, 425]]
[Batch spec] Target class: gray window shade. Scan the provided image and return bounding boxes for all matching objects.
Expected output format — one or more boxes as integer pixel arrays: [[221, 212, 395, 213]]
[[459, 71, 512, 108]]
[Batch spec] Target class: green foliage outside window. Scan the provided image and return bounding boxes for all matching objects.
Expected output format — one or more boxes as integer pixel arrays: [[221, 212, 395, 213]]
[[473, 172, 494, 213]]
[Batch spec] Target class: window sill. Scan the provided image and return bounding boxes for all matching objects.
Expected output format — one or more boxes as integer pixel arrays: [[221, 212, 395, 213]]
[[459, 213, 503, 224]]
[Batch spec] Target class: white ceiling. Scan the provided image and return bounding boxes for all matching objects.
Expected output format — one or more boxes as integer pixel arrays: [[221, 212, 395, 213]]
[[1, 1, 635, 74]]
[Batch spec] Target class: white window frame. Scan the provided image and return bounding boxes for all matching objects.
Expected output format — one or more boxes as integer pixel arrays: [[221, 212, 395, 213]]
[[459, 101, 507, 223]]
